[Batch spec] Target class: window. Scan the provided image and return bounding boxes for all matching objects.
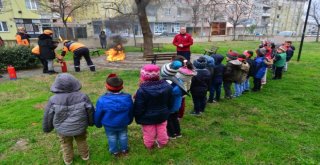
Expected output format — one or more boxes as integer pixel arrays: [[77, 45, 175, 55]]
[[173, 23, 180, 33], [154, 23, 166, 34], [0, 22, 8, 32], [25, 0, 37, 10], [164, 8, 171, 15], [277, 15, 280, 19], [278, 6, 281, 10]]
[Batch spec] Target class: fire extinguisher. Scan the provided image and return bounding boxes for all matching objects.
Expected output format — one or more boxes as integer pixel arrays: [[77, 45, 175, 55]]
[[61, 61, 67, 73], [7, 65, 17, 80]]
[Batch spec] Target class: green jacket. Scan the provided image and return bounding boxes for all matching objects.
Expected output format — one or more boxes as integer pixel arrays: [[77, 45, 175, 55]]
[[274, 53, 286, 67]]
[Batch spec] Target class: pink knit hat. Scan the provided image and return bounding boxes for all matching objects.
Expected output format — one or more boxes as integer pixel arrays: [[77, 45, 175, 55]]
[[140, 64, 160, 81]]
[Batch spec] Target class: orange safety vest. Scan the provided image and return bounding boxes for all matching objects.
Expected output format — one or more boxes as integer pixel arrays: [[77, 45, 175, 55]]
[[16, 34, 30, 46], [32, 46, 40, 55]]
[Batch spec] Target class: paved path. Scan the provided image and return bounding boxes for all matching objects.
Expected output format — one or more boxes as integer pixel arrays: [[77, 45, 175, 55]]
[[0, 52, 200, 81]]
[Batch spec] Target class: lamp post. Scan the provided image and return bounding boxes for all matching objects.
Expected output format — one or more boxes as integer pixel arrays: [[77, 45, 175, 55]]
[[297, 0, 312, 61]]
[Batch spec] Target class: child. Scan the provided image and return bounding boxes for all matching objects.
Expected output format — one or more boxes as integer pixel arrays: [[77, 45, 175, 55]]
[[243, 50, 255, 92], [208, 54, 224, 103], [161, 61, 186, 139], [176, 60, 197, 118], [94, 74, 133, 157], [252, 48, 273, 92], [134, 64, 173, 149], [284, 41, 295, 72], [233, 54, 250, 97], [223, 50, 242, 99], [42, 73, 94, 165], [272, 46, 287, 79], [190, 56, 211, 115]]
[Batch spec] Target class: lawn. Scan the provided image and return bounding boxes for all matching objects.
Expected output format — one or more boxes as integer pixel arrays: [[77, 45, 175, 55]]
[[0, 41, 319, 164]]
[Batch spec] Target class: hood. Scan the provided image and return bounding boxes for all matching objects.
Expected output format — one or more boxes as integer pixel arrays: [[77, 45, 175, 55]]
[[212, 54, 224, 65], [163, 76, 188, 95], [203, 55, 215, 67], [50, 73, 82, 93], [38, 34, 52, 40]]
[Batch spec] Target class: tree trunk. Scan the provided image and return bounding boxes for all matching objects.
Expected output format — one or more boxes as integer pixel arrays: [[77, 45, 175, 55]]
[[316, 25, 320, 42], [63, 21, 69, 40], [135, 0, 153, 57], [233, 25, 236, 41]]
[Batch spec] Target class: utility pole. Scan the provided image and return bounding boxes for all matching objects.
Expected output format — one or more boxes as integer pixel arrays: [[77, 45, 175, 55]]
[[297, 0, 312, 61]]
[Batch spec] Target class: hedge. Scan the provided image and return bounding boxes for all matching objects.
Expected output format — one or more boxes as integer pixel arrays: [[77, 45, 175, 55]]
[[0, 46, 39, 71]]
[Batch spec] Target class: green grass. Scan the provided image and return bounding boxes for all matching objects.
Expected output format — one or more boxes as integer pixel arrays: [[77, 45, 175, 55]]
[[1, 41, 320, 164]]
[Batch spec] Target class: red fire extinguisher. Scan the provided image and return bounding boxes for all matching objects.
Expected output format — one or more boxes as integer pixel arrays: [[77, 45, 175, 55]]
[[61, 61, 67, 73], [7, 65, 17, 80]]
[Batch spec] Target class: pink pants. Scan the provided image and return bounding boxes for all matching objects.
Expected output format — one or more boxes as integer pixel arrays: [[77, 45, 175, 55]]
[[142, 121, 168, 149]]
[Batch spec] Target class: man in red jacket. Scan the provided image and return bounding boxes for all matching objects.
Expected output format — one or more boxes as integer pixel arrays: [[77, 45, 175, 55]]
[[172, 27, 193, 61]]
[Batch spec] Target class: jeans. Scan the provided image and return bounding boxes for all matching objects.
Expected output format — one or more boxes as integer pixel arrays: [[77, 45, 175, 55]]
[[74, 48, 95, 72], [177, 51, 191, 61], [234, 83, 242, 97], [167, 112, 181, 137], [192, 95, 207, 113], [209, 81, 222, 101], [243, 78, 250, 91], [104, 126, 128, 154]]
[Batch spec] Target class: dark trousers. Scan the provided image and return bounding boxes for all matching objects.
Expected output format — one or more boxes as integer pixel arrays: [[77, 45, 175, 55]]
[[223, 81, 233, 97], [192, 95, 207, 113], [177, 51, 191, 61], [74, 48, 95, 72], [253, 78, 262, 91], [167, 112, 181, 137], [178, 98, 185, 118], [209, 81, 222, 101], [273, 66, 284, 79], [37, 56, 48, 73]]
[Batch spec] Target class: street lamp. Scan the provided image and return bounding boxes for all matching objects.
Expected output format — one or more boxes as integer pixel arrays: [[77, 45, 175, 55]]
[[297, 0, 312, 61]]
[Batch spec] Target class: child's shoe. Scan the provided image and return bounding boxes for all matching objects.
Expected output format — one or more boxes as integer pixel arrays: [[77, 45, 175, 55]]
[[121, 150, 129, 156], [81, 153, 89, 161], [175, 134, 182, 138], [63, 160, 73, 165], [112, 152, 121, 158], [190, 111, 201, 116], [169, 136, 177, 140]]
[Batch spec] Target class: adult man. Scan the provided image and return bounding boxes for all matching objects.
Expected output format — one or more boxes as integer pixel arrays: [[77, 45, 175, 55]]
[[61, 40, 95, 72], [172, 27, 193, 61], [16, 27, 30, 46]]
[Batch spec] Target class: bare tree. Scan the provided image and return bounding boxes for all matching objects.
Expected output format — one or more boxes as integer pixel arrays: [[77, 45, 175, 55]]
[[310, 0, 320, 42], [225, 0, 251, 40], [38, 0, 93, 39]]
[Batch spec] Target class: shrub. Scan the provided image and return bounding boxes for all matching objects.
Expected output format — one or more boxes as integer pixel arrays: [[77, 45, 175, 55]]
[[0, 46, 39, 71]]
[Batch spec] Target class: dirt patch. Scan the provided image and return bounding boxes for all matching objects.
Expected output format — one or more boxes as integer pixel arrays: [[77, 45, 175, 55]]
[[11, 139, 29, 151], [34, 102, 47, 110], [234, 136, 245, 142]]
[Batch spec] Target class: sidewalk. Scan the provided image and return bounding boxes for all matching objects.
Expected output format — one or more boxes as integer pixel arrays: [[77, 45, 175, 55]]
[[0, 52, 200, 81]]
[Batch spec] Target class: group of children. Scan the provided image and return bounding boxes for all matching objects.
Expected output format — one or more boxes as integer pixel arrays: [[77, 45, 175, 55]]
[[42, 40, 295, 165]]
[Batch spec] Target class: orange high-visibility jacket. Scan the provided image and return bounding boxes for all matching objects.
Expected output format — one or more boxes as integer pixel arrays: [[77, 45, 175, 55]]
[[16, 33, 30, 46], [63, 42, 86, 53], [32, 46, 40, 55]]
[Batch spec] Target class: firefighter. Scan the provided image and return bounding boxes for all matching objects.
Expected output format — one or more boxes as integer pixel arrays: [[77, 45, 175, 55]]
[[16, 27, 31, 46], [61, 40, 95, 72]]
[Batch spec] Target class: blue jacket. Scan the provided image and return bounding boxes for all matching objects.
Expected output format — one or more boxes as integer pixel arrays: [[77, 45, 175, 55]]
[[134, 80, 173, 125], [212, 54, 225, 84], [94, 92, 133, 128], [169, 81, 183, 113], [254, 57, 268, 79]]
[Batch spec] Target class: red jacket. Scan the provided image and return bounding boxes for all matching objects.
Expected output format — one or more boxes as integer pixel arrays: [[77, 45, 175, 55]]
[[172, 33, 193, 51]]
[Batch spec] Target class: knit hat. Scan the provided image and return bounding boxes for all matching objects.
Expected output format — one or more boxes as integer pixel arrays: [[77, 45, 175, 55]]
[[106, 73, 123, 92], [140, 64, 160, 81], [226, 50, 240, 60], [243, 50, 253, 58], [278, 46, 287, 52], [160, 61, 183, 77], [203, 55, 215, 67], [43, 30, 53, 35], [193, 56, 207, 69], [257, 48, 267, 56]]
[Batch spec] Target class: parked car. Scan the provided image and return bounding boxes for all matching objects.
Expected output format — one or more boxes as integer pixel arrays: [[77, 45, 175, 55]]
[[157, 32, 178, 37], [278, 31, 296, 37]]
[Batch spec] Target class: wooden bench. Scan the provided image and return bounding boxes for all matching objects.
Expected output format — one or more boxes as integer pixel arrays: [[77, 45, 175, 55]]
[[145, 53, 177, 64], [203, 45, 219, 55], [137, 43, 163, 52]]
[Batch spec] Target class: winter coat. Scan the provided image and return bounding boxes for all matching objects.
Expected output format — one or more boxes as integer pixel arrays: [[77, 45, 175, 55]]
[[246, 58, 256, 77], [38, 34, 56, 59], [223, 60, 242, 82], [254, 57, 273, 79], [42, 74, 94, 136], [94, 92, 133, 128], [190, 68, 211, 97], [16, 32, 30, 46], [212, 54, 225, 84], [239, 62, 250, 83], [274, 52, 287, 67], [168, 80, 184, 113], [172, 33, 193, 51], [134, 80, 173, 125], [176, 67, 197, 91], [286, 47, 294, 62]]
